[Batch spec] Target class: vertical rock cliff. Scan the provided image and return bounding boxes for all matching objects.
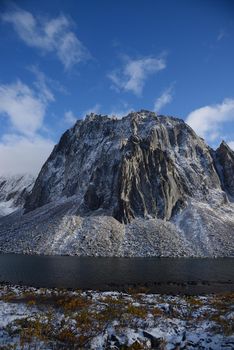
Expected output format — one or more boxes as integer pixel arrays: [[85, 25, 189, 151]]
[[214, 141, 234, 198]]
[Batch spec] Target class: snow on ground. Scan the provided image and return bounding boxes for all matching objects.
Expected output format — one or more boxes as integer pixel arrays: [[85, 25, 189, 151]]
[[0, 174, 35, 217], [0, 200, 15, 216], [0, 285, 233, 349]]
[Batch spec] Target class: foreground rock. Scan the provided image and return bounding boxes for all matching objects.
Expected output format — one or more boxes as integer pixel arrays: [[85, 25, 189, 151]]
[[0, 111, 234, 256]]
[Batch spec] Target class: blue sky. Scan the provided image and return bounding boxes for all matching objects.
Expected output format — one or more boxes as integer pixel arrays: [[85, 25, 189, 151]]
[[0, 0, 234, 175]]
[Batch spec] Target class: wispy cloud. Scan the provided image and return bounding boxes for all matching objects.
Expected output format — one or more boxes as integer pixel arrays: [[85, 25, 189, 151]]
[[217, 28, 226, 41], [228, 141, 234, 151], [83, 104, 101, 117], [154, 84, 174, 112], [108, 101, 133, 118], [109, 108, 133, 119], [0, 134, 54, 176], [186, 98, 234, 144], [30, 66, 55, 103], [108, 55, 166, 96], [29, 65, 68, 96], [2, 6, 90, 70], [82, 103, 133, 119], [64, 110, 77, 125]]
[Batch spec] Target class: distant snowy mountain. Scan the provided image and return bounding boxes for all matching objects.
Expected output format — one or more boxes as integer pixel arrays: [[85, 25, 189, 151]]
[[0, 111, 233, 256], [0, 174, 35, 216]]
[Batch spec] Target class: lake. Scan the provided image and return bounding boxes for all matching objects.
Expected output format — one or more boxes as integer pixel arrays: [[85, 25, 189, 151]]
[[0, 254, 234, 294]]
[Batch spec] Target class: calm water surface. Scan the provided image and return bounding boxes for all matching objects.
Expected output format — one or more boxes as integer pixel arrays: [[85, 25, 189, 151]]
[[0, 254, 234, 294]]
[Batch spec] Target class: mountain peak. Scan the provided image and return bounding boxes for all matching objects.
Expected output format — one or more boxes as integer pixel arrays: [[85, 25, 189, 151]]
[[1, 111, 234, 257], [218, 140, 233, 153], [25, 111, 220, 223]]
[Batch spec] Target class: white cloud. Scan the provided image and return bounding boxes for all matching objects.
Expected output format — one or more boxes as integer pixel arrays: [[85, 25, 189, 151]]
[[64, 110, 77, 125], [108, 55, 166, 96], [154, 85, 173, 112], [2, 7, 90, 69], [0, 134, 54, 176], [0, 72, 55, 175], [0, 80, 51, 136], [228, 141, 234, 150], [186, 98, 234, 142]]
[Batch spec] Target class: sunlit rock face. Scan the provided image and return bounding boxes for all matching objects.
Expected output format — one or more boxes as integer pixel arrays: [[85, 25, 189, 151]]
[[25, 111, 223, 223]]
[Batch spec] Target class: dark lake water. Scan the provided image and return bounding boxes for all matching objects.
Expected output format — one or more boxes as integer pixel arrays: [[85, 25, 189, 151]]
[[0, 254, 234, 294]]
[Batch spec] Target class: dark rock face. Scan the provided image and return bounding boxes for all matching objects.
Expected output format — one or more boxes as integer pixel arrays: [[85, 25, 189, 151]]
[[214, 141, 234, 198], [24, 111, 230, 223], [84, 183, 104, 210], [113, 142, 184, 223]]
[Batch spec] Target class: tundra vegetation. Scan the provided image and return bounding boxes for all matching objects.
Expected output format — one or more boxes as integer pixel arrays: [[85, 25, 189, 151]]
[[0, 284, 233, 349]]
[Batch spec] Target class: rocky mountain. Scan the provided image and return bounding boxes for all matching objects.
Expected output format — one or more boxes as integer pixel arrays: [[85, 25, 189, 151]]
[[0, 111, 233, 256], [214, 141, 234, 198], [0, 174, 34, 217]]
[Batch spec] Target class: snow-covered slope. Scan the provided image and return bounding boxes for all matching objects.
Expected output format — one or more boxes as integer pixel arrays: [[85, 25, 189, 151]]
[[0, 174, 34, 217], [0, 111, 233, 256]]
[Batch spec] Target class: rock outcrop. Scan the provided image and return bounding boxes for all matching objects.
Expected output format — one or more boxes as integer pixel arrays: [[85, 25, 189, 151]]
[[0, 111, 233, 256], [25, 111, 223, 223], [214, 141, 234, 198]]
